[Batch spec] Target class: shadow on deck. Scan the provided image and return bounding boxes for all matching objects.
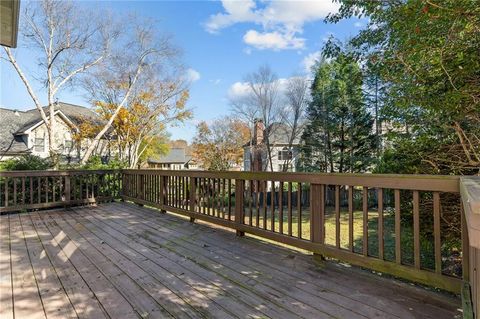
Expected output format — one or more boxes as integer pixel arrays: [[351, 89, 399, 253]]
[[0, 202, 462, 319]]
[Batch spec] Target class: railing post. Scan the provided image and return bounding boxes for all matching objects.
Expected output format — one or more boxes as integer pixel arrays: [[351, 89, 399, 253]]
[[189, 177, 197, 222], [310, 183, 325, 261], [64, 175, 71, 206], [235, 179, 245, 236]]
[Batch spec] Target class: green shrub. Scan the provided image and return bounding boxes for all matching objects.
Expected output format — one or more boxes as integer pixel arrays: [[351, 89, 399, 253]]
[[80, 155, 127, 170], [0, 154, 52, 171]]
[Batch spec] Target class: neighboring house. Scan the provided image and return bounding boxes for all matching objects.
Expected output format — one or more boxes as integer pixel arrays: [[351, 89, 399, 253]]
[[147, 148, 198, 170], [243, 119, 302, 172], [0, 102, 112, 163]]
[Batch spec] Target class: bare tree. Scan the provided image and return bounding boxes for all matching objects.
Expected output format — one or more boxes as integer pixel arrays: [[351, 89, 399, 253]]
[[80, 20, 183, 164], [279, 76, 309, 171], [2, 0, 118, 164], [230, 65, 281, 171]]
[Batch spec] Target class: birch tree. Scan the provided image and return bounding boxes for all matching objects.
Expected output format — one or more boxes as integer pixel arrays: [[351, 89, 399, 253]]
[[81, 21, 190, 166], [80, 19, 184, 164], [2, 0, 118, 164]]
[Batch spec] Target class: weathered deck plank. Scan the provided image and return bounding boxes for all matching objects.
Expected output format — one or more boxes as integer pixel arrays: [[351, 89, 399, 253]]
[[0, 215, 14, 319], [0, 203, 462, 319], [9, 214, 46, 319], [29, 212, 131, 319], [18, 214, 77, 319]]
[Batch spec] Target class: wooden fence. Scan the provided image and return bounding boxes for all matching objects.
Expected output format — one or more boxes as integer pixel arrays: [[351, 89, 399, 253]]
[[0, 170, 121, 213], [1, 169, 477, 316]]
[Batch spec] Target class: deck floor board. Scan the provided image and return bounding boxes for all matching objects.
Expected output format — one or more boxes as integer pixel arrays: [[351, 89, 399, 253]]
[[0, 203, 462, 319]]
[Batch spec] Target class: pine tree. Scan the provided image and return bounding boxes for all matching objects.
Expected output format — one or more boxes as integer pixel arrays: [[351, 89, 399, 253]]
[[299, 53, 377, 173]]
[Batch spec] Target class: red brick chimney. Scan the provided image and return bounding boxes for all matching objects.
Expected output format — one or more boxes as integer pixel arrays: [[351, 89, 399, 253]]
[[253, 119, 264, 145]]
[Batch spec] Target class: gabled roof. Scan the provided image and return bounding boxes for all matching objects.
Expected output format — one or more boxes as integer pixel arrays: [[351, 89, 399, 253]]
[[0, 108, 35, 154], [148, 148, 189, 164], [0, 102, 101, 155], [16, 102, 101, 133]]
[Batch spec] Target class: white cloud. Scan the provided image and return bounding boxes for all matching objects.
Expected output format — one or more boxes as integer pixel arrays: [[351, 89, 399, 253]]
[[228, 77, 299, 101], [205, 0, 339, 51], [243, 30, 304, 50], [228, 81, 251, 100], [186, 68, 201, 82], [354, 21, 364, 28], [302, 50, 322, 73]]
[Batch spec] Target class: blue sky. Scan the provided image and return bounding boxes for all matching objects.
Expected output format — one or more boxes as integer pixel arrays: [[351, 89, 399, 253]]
[[0, 0, 364, 142]]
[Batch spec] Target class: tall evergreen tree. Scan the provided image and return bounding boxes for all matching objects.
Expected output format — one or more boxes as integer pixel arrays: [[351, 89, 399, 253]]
[[299, 53, 377, 173]]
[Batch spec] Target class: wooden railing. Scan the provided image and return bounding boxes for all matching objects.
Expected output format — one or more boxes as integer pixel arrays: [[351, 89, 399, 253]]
[[122, 169, 467, 294], [0, 170, 121, 213], [1, 168, 476, 314]]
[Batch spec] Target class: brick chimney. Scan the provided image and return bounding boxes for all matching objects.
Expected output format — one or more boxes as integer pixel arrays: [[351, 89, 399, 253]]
[[253, 119, 264, 145]]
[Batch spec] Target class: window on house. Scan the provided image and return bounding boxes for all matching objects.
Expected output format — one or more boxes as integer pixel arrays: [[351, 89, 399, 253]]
[[34, 138, 45, 152], [64, 140, 73, 152], [278, 149, 293, 161]]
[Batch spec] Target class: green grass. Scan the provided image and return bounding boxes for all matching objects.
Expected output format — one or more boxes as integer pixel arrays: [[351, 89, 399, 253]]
[[200, 203, 461, 275]]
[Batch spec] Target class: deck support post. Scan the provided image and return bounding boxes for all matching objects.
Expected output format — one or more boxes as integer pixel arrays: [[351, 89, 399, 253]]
[[235, 179, 245, 237], [310, 183, 325, 260]]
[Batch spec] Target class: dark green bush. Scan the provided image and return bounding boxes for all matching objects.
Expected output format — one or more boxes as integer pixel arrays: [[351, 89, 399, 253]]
[[0, 154, 52, 171]]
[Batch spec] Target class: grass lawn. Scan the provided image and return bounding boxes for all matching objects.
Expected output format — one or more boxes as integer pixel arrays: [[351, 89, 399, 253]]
[[201, 203, 460, 274]]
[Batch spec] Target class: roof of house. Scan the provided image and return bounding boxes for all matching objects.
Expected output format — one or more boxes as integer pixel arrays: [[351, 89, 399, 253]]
[[268, 123, 303, 145], [148, 148, 190, 164], [16, 102, 100, 133], [0, 102, 99, 155]]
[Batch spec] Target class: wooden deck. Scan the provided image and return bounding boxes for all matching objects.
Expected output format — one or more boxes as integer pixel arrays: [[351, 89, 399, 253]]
[[0, 202, 462, 319]]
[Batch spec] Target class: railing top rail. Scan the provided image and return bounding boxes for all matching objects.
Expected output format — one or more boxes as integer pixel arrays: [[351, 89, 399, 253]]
[[0, 169, 119, 177], [123, 169, 460, 192]]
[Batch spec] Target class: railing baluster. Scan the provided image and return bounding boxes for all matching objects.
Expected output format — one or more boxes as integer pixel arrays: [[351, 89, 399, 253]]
[[395, 189, 401, 264], [298, 182, 302, 239], [378, 188, 384, 260], [13, 178, 17, 206], [271, 181, 275, 232], [235, 179, 245, 236], [65, 176, 71, 204], [22, 177, 25, 205], [413, 190, 421, 269], [263, 180, 267, 230], [335, 185, 340, 248], [29, 177, 33, 205], [288, 182, 292, 236], [256, 180, 260, 227], [279, 181, 283, 235], [363, 186, 368, 257], [5, 177, 8, 207], [348, 185, 354, 252], [433, 191, 442, 274], [228, 179, 232, 220], [248, 180, 253, 225]]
